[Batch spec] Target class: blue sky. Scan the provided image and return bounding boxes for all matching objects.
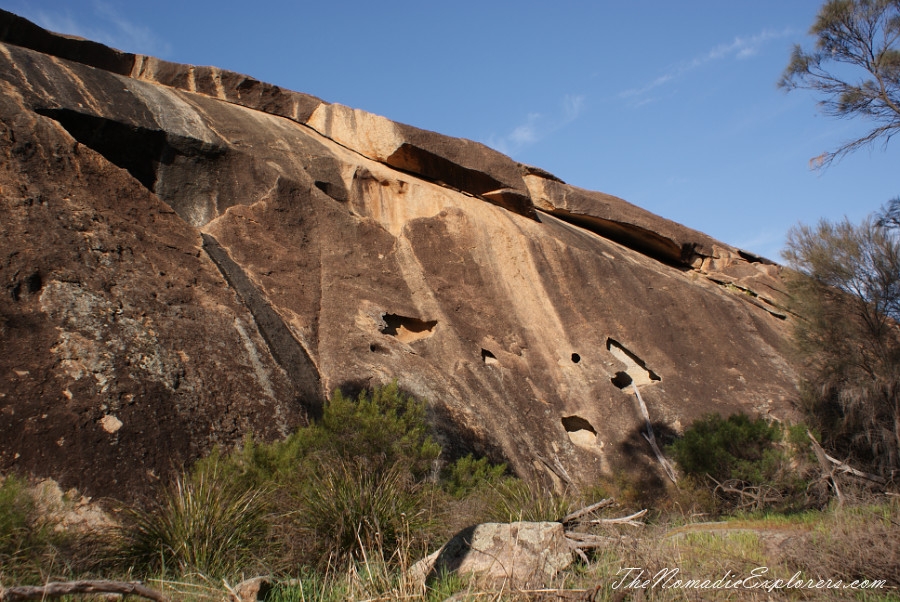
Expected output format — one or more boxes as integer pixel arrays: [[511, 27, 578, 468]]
[[4, 1, 898, 260]]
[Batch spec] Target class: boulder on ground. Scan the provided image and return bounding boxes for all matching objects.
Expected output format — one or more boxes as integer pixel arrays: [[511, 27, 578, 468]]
[[410, 521, 573, 589]]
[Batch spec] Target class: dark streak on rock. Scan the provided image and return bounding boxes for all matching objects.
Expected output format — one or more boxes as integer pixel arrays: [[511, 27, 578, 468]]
[[201, 233, 323, 418]]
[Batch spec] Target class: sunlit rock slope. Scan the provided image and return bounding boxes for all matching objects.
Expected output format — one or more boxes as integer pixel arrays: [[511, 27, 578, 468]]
[[0, 10, 798, 498]]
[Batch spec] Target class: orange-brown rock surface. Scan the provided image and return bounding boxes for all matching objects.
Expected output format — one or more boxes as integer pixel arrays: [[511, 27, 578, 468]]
[[0, 10, 798, 499]]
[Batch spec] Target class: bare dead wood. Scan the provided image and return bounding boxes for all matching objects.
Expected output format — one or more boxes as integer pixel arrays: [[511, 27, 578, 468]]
[[0, 580, 167, 602], [705, 474, 784, 511], [564, 531, 615, 543], [589, 508, 647, 526], [561, 498, 614, 524], [810, 432, 888, 485], [632, 384, 677, 483], [571, 545, 589, 563], [807, 430, 843, 505], [565, 534, 615, 548]]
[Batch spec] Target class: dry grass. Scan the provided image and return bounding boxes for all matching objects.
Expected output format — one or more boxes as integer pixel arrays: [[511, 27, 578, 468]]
[[3, 478, 899, 601]]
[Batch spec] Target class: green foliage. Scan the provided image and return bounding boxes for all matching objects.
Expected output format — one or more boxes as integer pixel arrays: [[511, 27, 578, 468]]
[[783, 216, 900, 477], [442, 454, 507, 499], [669, 413, 782, 485], [120, 461, 268, 578], [266, 569, 349, 602], [320, 383, 441, 478], [208, 382, 442, 491], [779, 0, 900, 166], [423, 570, 469, 602], [666, 413, 816, 513], [184, 382, 443, 568]]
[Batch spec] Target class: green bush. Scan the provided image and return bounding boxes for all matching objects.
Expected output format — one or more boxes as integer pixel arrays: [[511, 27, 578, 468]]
[[210, 382, 442, 491], [179, 383, 445, 569], [667, 413, 811, 512], [319, 382, 442, 479], [669, 413, 781, 485], [442, 454, 507, 499]]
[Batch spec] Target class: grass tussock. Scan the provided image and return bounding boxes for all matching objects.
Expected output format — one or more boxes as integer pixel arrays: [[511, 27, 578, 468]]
[[119, 462, 269, 579]]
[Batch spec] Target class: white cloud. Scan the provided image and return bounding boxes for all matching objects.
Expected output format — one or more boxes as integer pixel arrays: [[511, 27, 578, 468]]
[[562, 94, 586, 122], [24, 1, 170, 56], [620, 28, 793, 107], [706, 29, 790, 62], [508, 113, 541, 146], [732, 227, 786, 261], [488, 94, 586, 156]]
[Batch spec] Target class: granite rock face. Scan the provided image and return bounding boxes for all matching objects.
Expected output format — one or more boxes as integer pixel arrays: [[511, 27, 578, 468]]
[[0, 10, 798, 499]]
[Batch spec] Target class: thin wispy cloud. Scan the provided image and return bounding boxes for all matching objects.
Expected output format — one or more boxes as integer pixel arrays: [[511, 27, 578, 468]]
[[488, 93, 586, 156], [25, 1, 170, 56], [733, 227, 785, 260], [620, 28, 792, 107]]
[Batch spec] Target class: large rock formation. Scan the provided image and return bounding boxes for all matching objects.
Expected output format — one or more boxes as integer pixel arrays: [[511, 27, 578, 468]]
[[0, 10, 798, 500]]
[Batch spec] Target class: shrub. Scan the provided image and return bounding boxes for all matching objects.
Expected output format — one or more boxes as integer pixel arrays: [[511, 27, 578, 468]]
[[669, 413, 804, 512], [319, 382, 442, 479], [299, 458, 432, 564], [120, 461, 268, 578], [182, 383, 444, 569], [783, 215, 900, 478], [670, 413, 781, 485], [211, 382, 442, 491], [442, 454, 507, 499]]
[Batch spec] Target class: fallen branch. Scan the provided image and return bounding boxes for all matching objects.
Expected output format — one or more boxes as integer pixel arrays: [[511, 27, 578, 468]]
[[808, 430, 844, 505], [633, 384, 677, 483], [707, 475, 784, 511], [807, 430, 886, 484], [0, 581, 167, 602], [571, 546, 590, 563], [565, 531, 616, 543], [589, 508, 647, 527], [561, 498, 614, 524], [565, 533, 617, 548]]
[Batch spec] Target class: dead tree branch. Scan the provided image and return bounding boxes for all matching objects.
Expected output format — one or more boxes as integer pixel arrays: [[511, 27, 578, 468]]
[[808, 430, 887, 484], [561, 498, 614, 524], [632, 384, 677, 483], [0, 581, 167, 602], [589, 508, 647, 527], [707, 475, 784, 511]]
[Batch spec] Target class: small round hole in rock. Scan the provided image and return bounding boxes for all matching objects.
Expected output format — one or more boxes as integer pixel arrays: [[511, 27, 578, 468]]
[[571, 353, 581, 364]]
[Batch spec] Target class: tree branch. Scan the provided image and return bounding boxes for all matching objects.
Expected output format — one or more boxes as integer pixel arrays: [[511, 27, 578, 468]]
[[0, 581, 167, 602]]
